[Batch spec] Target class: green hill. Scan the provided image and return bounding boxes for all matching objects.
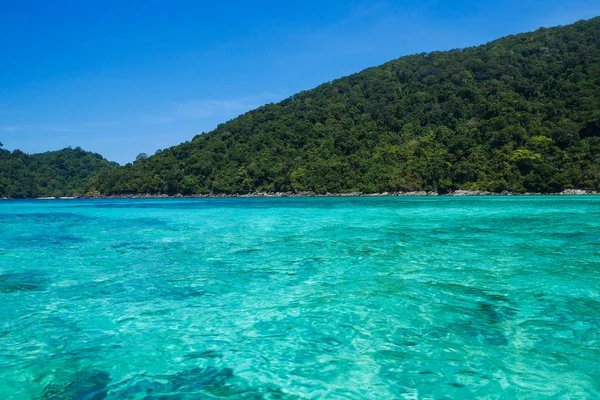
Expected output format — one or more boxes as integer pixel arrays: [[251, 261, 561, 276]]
[[0, 146, 118, 198], [94, 17, 599, 195]]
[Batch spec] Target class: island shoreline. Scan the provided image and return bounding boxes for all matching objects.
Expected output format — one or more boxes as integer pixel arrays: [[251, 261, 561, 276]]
[[2, 189, 598, 200], [90, 188, 600, 199]]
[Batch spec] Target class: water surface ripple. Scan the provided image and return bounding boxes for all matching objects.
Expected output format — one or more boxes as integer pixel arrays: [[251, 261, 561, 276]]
[[0, 197, 599, 398]]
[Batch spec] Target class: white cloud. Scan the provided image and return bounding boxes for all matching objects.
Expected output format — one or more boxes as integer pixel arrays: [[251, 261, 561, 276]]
[[0, 109, 25, 116], [46, 127, 75, 132], [174, 93, 281, 119], [138, 115, 176, 124], [0, 121, 120, 134]]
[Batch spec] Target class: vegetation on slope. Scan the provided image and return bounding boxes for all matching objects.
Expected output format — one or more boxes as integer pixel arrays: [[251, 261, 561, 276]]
[[0, 145, 118, 198], [91, 17, 600, 194]]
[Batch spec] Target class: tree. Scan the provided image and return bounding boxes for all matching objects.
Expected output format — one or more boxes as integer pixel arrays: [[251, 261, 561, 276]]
[[136, 153, 149, 162]]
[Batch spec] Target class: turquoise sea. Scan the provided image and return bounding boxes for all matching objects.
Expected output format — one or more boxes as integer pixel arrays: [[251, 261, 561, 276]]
[[0, 197, 599, 399]]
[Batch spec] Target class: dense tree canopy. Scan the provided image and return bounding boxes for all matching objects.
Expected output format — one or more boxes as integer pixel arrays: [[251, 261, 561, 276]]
[[92, 17, 600, 195], [28, 18, 600, 196], [0, 147, 118, 198]]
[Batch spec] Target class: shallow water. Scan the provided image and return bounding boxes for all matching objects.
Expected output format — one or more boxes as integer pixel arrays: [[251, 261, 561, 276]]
[[0, 197, 599, 399]]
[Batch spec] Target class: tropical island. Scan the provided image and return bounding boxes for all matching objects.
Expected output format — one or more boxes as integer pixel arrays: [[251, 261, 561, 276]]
[[0, 145, 117, 198], [2, 17, 600, 199], [2, 4, 600, 399]]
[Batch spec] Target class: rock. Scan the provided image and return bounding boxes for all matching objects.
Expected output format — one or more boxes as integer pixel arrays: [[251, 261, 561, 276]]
[[395, 191, 425, 196], [560, 189, 589, 195], [448, 190, 491, 196]]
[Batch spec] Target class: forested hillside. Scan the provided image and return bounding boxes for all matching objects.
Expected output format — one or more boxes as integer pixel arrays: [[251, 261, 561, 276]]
[[0, 146, 118, 198], [91, 16, 599, 194]]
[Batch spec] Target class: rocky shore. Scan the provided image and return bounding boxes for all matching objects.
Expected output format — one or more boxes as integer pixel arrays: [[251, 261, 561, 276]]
[[1, 189, 597, 200], [86, 189, 598, 199]]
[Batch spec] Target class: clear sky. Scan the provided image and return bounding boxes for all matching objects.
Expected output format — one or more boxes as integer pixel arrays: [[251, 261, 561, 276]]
[[1, 0, 599, 164]]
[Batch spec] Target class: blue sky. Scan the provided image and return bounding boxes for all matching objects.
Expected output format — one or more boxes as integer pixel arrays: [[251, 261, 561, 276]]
[[1, 0, 599, 164]]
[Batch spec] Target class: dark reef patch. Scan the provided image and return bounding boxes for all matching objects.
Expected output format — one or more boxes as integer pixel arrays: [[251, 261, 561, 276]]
[[0, 271, 49, 293], [43, 370, 110, 400]]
